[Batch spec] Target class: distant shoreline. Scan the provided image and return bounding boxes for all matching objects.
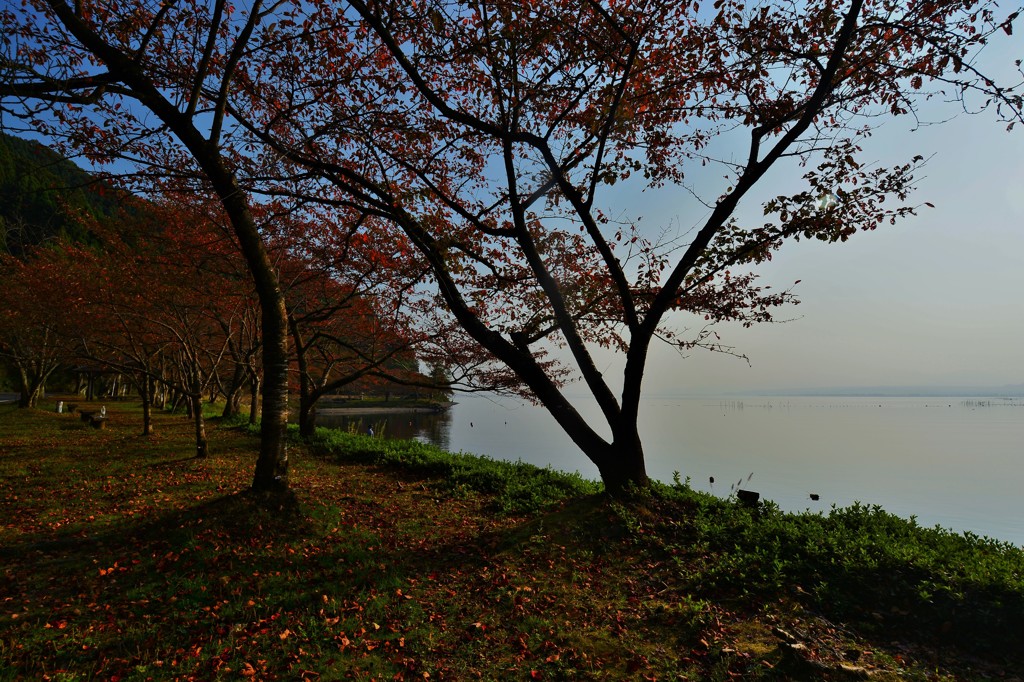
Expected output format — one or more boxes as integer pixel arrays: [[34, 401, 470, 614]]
[[639, 385, 1024, 399], [315, 406, 448, 416]]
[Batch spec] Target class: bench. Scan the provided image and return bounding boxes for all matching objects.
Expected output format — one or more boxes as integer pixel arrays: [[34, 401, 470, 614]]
[[79, 410, 107, 429]]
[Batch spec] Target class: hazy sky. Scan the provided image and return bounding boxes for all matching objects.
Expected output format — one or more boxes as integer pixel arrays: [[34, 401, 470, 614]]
[[643, 124, 1023, 393], [596, 47, 1024, 396]]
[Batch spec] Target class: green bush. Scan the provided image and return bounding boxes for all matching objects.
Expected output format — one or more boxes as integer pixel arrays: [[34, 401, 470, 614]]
[[302, 426, 601, 513], [648, 482, 1024, 654]]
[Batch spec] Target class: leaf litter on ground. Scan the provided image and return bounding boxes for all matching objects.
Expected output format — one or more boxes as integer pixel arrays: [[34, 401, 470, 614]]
[[1, 401, 1022, 680]]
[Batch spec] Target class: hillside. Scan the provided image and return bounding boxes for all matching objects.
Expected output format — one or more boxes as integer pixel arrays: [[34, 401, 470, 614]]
[[0, 132, 125, 255]]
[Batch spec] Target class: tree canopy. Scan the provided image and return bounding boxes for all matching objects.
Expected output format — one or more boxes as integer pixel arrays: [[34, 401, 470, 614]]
[[234, 0, 1022, 490]]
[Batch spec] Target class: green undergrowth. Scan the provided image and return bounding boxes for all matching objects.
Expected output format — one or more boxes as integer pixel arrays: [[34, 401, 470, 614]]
[[635, 483, 1024, 659], [300, 424, 603, 514], [2, 400, 1023, 680]]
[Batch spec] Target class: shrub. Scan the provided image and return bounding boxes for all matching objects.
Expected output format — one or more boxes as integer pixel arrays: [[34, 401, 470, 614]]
[[303, 426, 600, 513]]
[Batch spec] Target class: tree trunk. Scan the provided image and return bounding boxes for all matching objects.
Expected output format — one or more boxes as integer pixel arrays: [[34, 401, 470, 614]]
[[17, 388, 37, 408], [595, 443, 650, 496], [141, 395, 154, 435], [169, 389, 183, 413], [198, 163, 289, 492], [248, 375, 260, 425], [298, 392, 317, 438], [221, 363, 246, 418], [222, 391, 241, 419], [252, 323, 288, 490], [525, 378, 651, 497], [597, 345, 653, 496], [191, 393, 208, 458], [139, 375, 154, 436], [16, 365, 44, 408], [291, 324, 317, 439]]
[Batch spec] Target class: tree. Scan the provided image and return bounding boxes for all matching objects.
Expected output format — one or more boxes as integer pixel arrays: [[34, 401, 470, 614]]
[[276, 206, 440, 436], [239, 0, 1022, 493], [263, 195, 516, 436], [0, 252, 73, 407], [215, 297, 262, 422], [1, 0, 292, 493], [284, 256, 420, 436], [40, 196, 243, 452]]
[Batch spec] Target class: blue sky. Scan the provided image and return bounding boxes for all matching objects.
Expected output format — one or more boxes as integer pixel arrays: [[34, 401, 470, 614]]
[[630, 105, 1024, 394], [582, 35, 1024, 396]]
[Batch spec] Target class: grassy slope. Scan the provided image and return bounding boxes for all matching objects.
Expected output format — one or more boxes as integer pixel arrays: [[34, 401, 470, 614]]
[[1, 401, 1021, 681]]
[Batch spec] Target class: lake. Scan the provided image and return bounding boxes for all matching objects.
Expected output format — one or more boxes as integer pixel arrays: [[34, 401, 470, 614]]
[[317, 394, 1024, 546]]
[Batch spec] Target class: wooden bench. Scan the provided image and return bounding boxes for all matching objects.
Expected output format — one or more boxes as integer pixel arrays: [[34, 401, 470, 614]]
[[79, 410, 106, 429]]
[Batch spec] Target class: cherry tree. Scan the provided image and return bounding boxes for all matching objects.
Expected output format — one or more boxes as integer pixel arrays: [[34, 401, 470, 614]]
[[49, 198, 244, 451], [268, 195, 524, 435], [283, 256, 412, 436], [0, 0, 293, 492], [239, 0, 1022, 492], [0, 251, 75, 407]]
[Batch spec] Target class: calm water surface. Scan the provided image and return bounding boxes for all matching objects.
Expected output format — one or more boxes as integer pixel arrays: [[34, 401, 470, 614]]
[[318, 395, 1024, 545]]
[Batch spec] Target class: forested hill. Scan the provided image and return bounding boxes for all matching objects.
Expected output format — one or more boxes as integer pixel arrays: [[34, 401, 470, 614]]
[[0, 133, 124, 256]]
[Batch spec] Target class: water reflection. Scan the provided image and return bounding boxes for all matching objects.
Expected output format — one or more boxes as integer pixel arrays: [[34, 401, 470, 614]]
[[315, 409, 453, 451]]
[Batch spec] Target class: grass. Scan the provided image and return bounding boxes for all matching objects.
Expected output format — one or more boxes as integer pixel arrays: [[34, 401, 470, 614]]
[[1, 399, 1022, 680]]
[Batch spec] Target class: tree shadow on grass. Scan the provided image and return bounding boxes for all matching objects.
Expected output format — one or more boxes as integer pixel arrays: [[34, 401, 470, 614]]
[[0, 489, 316, 675], [0, 489, 660, 679], [3, 480, 1021, 680]]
